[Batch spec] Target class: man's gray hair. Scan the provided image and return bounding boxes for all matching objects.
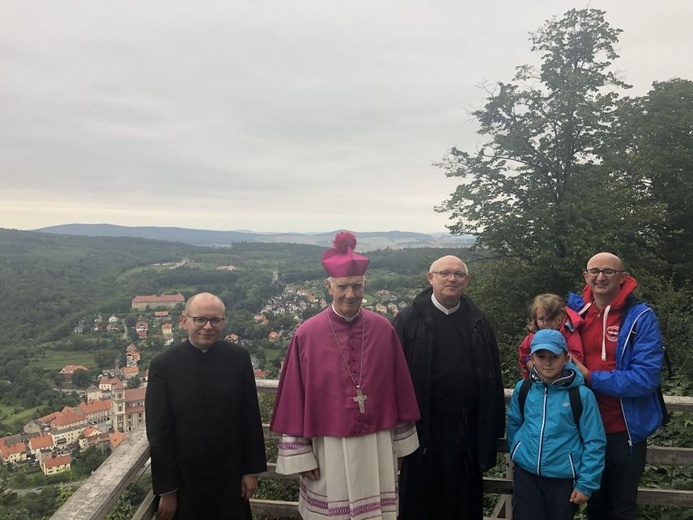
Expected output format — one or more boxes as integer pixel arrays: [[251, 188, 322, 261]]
[[429, 257, 469, 274]]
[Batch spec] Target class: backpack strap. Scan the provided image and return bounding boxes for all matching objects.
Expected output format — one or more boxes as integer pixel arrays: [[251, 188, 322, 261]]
[[519, 376, 583, 436], [568, 386, 583, 439], [518, 376, 532, 421]]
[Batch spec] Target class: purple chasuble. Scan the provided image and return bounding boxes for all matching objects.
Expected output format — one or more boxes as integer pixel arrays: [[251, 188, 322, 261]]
[[271, 307, 420, 438]]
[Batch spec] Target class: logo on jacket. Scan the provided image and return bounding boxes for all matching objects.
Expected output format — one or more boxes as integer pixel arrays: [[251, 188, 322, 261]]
[[606, 325, 620, 343]]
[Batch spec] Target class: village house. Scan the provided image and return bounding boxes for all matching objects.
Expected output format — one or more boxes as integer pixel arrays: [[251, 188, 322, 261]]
[[296, 289, 318, 303], [85, 384, 103, 402], [125, 344, 140, 366], [0, 440, 27, 464], [106, 322, 119, 332], [50, 411, 89, 445], [77, 399, 112, 426], [78, 430, 111, 452], [28, 434, 55, 456], [41, 454, 72, 476], [99, 377, 121, 393], [135, 321, 149, 339], [161, 322, 173, 337], [121, 366, 140, 380], [131, 293, 185, 311], [110, 431, 127, 449], [59, 365, 88, 378]]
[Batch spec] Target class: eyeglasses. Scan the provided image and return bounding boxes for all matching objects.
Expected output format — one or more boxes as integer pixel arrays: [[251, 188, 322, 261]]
[[584, 268, 625, 278], [431, 270, 468, 280], [188, 316, 225, 327]]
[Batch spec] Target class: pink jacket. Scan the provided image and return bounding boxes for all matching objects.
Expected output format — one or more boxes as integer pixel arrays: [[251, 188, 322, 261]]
[[517, 307, 584, 379]]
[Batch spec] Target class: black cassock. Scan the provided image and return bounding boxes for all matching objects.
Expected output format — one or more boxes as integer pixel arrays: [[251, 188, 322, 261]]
[[146, 339, 267, 520], [394, 289, 505, 520]]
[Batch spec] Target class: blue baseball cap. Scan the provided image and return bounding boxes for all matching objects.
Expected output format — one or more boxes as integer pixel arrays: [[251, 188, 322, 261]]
[[530, 329, 568, 355]]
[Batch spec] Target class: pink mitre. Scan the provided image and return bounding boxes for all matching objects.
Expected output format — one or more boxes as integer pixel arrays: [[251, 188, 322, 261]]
[[321, 231, 369, 277]]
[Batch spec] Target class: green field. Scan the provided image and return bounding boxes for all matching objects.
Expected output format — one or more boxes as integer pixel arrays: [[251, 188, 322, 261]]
[[28, 350, 95, 371], [0, 403, 42, 424]]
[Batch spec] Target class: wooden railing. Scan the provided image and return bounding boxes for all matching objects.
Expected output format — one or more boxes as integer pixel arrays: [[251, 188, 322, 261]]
[[51, 381, 693, 520]]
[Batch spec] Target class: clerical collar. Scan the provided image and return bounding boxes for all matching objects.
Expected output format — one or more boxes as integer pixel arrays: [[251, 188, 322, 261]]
[[331, 305, 360, 323], [431, 294, 460, 315], [188, 339, 210, 353]]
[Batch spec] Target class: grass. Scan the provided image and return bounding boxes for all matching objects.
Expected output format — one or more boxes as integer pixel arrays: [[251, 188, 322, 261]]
[[28, 350, 95, 371], [0, 404, 42, 425]]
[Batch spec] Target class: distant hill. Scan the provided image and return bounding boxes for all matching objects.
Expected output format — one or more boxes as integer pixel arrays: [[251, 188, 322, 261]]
[[34, 224, 475, 251], [0, 227, 476, 349]]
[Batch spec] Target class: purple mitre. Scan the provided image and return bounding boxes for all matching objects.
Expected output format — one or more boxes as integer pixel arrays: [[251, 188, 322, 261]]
[[321, 231, 369, 277]]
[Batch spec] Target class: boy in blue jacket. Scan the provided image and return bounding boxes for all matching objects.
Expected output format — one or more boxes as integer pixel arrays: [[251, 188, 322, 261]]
[[507, 329, 606, 520]]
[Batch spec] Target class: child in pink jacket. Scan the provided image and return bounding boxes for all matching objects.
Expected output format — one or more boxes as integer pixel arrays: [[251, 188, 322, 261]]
[[518, 293, 584, 379]]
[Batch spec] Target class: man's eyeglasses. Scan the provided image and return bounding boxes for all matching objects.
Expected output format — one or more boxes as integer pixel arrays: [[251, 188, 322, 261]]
[[431, 270, 468, 280], [584, 268, 624, 278], [188, 316, 225, 327]]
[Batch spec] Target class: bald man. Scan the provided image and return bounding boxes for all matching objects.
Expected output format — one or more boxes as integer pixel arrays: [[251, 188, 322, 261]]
[[567, 253, 667, 520], [393, 256, 505, 520], [145, 292, 267, 520]]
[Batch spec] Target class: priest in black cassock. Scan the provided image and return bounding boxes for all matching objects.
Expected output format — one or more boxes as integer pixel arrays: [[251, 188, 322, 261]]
[[393, 256, 505, 520], [145, 292, 267, 520]]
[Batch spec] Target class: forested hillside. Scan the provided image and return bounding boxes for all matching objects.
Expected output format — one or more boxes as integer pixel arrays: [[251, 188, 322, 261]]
[[0, 228, 482, 431], [0, 229, 476, 347]]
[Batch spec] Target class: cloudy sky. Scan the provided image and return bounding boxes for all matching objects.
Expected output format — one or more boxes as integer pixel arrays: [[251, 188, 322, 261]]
[[2, 1, 692, 234]]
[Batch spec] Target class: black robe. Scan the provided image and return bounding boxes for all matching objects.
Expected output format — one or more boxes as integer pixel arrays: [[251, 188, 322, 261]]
[[393, 288, 505, 520], [145, 339, 267, 520]]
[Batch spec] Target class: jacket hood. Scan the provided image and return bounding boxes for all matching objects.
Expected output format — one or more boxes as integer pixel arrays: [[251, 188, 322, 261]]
[[565, 307, 583, 332], [529, 362, 584, 389], [580, 274, 638, 311], [579, 275, 638, 361]]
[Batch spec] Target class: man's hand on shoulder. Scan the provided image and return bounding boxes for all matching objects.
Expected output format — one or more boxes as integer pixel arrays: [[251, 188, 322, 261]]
[[571, 356, 590, 381]]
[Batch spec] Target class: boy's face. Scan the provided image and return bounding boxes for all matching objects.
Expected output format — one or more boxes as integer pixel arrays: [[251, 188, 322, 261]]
[[531, 349, 569, 383]]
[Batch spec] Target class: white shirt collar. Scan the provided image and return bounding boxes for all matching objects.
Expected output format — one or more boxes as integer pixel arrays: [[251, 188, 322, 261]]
[[431, 293, 460, 315], [331, 305, 360, 322]]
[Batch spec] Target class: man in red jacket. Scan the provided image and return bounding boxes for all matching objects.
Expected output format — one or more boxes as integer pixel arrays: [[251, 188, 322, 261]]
[[569, 252, 666, 520]]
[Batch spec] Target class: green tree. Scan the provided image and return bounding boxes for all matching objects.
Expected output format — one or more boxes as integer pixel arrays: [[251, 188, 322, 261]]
[[126, 375, 141, 389], [609, 78, 693, 286], [71, 368, 93, 389], [437, 8, 640, 294], [94, 350, 119, 371]]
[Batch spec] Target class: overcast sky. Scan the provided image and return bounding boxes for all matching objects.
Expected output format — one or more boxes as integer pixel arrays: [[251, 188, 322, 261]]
[[2, 1, 692, 234]]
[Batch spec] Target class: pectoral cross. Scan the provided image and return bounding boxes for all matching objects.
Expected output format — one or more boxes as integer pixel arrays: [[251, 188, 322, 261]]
[[353, 386, 368, 414]]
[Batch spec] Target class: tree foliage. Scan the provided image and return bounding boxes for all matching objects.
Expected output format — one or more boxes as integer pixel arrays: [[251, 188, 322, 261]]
[[437, 8, 645, 294], [609, 78, 693, 286], [437, 8, 693, 385]]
